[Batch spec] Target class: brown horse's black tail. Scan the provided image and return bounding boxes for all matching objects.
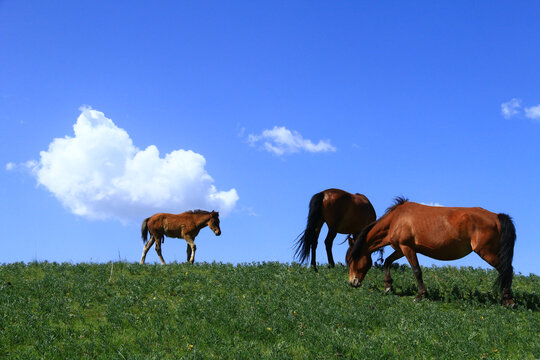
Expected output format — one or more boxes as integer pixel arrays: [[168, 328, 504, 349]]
[[495, 213, 516, 296], [141, 217, 150, 244], [294, 192, 324, 264]]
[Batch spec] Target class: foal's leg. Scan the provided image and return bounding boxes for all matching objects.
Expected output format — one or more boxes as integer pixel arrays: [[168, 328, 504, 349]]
[[154, 236, 166, 265], [186, 243, 192, 262], [140, 236, 156, 264], [383, 249, 404, 294], [324, 229, 338, 268], [186, 237, 197, 264], [401, 245, 427, 300]]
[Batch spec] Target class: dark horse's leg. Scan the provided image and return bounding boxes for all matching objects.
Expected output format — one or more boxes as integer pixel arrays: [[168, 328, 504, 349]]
[[401, 245, 427, 301], [324, 229, 338, 268], [310, 225, 323, 272], [383, 249, 404, 294]]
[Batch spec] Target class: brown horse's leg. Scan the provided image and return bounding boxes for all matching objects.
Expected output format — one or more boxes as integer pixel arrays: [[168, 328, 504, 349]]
[[140, 236, 156, 264], [474, 249, 514, 307], [154, 236, 166, 265], [384, 249, 404, 294], [401, 246, 427, 300], [324, 229, 338, 268]]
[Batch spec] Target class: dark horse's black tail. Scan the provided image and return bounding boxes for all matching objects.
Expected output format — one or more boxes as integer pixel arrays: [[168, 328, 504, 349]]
[[495, 213, 516, 296], [294, 192, 324, 263], [141, 217, 150, 244]]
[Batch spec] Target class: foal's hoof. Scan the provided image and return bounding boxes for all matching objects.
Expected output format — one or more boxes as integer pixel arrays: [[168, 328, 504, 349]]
[[385, 286, 394, 295]]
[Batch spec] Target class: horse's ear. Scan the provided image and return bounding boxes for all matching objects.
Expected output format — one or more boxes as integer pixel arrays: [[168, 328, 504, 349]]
[[347, 234, 355, 247]]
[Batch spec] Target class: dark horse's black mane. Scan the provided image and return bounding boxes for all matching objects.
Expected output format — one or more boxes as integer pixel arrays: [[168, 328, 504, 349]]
[[350, 196, 409, 260]]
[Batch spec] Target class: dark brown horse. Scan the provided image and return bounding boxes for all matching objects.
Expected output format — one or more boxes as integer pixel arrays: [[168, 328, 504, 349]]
[[294, 188, 376, 271], [347, 197, 516, 306], [140, 210, 221, 265]]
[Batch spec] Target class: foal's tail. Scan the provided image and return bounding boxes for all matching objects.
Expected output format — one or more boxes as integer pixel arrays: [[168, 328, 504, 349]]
[[495, 213, 517, 295], [294, 192, 324, 263], [141, 217, 150, 244]]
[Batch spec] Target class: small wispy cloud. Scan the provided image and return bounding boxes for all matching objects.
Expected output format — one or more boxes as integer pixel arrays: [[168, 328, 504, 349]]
[[501, 98, 522, 119], [248, 126, 336, 155], [501, 98, 540, 121], [524, 104, 540, 120], [421, 202, 444, 207], [5, 162, 15, 171]]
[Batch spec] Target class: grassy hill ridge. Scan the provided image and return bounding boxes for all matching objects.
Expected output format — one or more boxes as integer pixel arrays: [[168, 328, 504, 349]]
[[1, 262, 539, 359]]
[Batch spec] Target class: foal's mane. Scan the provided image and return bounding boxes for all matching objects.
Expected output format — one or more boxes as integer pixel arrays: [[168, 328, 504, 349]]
[[186, 209, 211, 215], [350, 196, 409, 260]]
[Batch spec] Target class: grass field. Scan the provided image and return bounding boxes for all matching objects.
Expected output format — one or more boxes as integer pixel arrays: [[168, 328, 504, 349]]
[[1, 262, 539, 359]]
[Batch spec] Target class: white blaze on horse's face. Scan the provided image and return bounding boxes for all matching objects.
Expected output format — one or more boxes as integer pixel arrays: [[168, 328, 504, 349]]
[[348, 253, 372, 288]]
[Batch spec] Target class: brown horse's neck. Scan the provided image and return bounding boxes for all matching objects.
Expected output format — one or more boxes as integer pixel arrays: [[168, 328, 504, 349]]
[[365, 213, 394, 254]]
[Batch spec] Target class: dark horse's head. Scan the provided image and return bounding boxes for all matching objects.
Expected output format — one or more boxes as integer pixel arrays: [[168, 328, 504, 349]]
[[208, 210, 221, 236]]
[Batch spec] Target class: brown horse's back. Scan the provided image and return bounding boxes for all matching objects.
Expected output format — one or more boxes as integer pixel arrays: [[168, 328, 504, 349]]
[[387, 203, 500, 260]]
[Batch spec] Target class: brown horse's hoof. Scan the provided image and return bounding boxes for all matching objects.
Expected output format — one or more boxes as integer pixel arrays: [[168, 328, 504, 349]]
[[413, 292, 427, 302]]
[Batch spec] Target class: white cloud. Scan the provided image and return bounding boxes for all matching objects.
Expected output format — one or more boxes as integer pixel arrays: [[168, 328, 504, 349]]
[[248, 126, 336, 155], [524, 104, 540, 120], [5, 162, 15, 171], [29, 107, 238, 222], [421, 202, 443, 207], [501, 98, 522, 118]]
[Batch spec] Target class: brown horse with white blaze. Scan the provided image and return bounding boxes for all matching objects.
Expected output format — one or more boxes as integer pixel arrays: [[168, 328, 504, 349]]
[[346, 197, 517, 306], [140, 210, 221, 265], [294, 188, 376, 271]]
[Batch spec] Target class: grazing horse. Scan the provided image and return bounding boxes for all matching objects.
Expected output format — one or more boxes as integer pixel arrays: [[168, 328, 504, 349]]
[[346, 197, 517, 306], [294, 188, 376, 271], [140, 210, 221, 265]]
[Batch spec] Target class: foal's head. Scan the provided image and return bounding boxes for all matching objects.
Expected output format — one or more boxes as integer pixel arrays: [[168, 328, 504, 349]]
[[208, 211, 221, 236]]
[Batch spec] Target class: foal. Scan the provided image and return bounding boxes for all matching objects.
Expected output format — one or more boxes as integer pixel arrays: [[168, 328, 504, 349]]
[[140, 210, 221, 265]]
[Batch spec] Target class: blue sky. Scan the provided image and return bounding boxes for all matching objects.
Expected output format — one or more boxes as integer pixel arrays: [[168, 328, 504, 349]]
[[1, 1, 539, 275]]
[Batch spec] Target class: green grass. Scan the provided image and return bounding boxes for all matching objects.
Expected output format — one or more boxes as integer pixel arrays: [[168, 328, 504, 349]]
[[1, 262, 539, 359]]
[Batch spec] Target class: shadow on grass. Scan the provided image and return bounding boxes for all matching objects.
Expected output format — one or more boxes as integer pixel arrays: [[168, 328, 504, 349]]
[[372, 264, 540, 311]]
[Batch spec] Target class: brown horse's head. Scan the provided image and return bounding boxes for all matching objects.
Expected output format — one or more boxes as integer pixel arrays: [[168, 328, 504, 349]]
[[346, 222, 376, 287], [208, 211, 221, 236], [346, 247, 372, 287]]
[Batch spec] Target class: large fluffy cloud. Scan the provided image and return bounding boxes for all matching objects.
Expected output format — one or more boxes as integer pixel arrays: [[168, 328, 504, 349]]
[[30, 107, 238, 221], [248, 126, 336, 155]]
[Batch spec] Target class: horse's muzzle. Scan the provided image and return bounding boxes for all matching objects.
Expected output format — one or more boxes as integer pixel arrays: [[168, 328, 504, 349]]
[[215, 230, 222, 236], [350, 277, 361, 288]]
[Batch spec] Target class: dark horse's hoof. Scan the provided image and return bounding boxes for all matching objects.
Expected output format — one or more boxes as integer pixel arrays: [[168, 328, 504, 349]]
[[502, 299, 515, 308]]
